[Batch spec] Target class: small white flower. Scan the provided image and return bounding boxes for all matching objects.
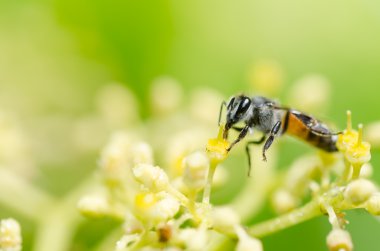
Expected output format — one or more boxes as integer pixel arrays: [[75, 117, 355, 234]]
[[150, 76, 183, 116], [96, 83, 139, 128], [211, 206, 240, 235], [0, 218, 22, 251], [235, 226, 263, 251], [99, 131, 134, 183], [134, 192, 180, 223], [364, 121, 380, 148], [344, 178, 377, 205], [288, 74, 330, 113], [152, 192, 181, 222], [365, 192, 380, 216], [178, 228, 209, 251], [132, 164, 169, 192], [183, 151, 209, 191], [115, 233, 140, 251], [271, 189, 298, 214], [247, 60, 284, 97], [77, 195, 110, 218], [359, 163, 373, 178], [326, 229, 353, 251], [132, 142, 154, 165]]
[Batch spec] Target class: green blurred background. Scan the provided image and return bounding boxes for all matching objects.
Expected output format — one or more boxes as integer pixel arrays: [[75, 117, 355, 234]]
[[1, 0, 380, 250]]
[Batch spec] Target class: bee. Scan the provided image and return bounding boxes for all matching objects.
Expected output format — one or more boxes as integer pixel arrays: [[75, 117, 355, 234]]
[[219, 95, 340, 175]]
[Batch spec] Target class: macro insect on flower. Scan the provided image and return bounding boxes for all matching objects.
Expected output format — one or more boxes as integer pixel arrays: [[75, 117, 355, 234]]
[[219, 94, 340, 175]]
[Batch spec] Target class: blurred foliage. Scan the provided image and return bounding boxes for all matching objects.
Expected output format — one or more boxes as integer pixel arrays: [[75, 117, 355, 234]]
[[1, 0, 380, 250]]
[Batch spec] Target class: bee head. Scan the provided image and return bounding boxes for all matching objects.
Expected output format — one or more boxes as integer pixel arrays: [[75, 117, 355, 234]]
[[224, 95, 252, 136]]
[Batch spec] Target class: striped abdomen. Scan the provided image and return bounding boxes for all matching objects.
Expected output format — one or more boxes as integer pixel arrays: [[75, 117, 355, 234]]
[[282, 110, 338, 152]]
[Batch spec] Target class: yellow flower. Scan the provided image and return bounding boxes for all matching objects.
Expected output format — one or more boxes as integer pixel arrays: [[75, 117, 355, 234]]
[[205, 125, 229, 165], [336, 111, 358, 153]]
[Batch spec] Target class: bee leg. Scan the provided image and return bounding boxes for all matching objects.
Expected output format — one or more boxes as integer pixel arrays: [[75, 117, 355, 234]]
[[231, 126, 245, 132], [218, 101, 227, 126], [227, 125, 250, 152], [245, 135, 266, 177], [262, 121, 282, 161]]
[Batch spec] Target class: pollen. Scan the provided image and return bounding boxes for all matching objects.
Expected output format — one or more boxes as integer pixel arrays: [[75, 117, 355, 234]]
[[135, 192, 157, 210], [336, 111, 359, 153], [345, 124, 371, 165], [206, 125, 230, 163]]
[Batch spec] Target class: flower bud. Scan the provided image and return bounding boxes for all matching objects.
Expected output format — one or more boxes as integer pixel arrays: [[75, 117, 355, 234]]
[[344, 179, 377, 205], [96, 83, 139, 128], [210, 206, 240, 235], [99, 131, 134, 184], [134, 192, 180, 223], [152, 192, 180, 222], [365, 192, 380, 215], [288, 74, 330, 114], [359, 163, 373, 178], [77, 195, 110, 218], [326, 229, 353, 251], [365, 121, 380, 148], [132, 142, 154, 165], [182, 151, 209, 191], [0, 218, 22, 251], [189, 88, 224, 124], [178, 228, 209, 251], [271, 189, 298, 214], [132, 164, 169, 192], [235, 226, 263, 251], [150, 76, 183, 116], [248, 60, 283, 97]]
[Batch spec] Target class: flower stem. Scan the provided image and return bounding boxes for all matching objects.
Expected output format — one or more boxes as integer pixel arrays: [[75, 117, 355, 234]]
[[203, 161, 217, 204], [248, 200, 321, 238]]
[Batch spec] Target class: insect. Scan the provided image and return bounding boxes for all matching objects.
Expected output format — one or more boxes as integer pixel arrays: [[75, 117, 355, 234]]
[[219, 94, 340, 175]]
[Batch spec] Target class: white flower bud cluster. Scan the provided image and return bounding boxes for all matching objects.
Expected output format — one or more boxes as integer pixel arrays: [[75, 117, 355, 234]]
[[0, 218, 22, 251]]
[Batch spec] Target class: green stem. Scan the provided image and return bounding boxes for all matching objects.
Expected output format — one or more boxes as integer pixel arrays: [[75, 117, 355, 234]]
[[202, 161, 217, 204], [338, 158, 352, 185], [0, 168, 53, 220], [248, 200, 321, 238], [33, 177, 95, 251], [352, 163, 362, 180]]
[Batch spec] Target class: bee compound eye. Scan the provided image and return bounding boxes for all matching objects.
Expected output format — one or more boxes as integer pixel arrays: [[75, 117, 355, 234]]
[[227, 97, 235, 110], [239, 97, 251, 112]]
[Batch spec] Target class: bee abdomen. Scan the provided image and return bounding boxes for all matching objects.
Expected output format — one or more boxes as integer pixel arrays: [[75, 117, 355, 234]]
[[306, 130, 338, 152], [285, 111, 338, 152]]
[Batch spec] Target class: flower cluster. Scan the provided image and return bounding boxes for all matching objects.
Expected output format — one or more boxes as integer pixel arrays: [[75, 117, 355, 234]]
[[78, 124, 263, 251], [78, 67, 380, 251], [0, 218, 22, 251]]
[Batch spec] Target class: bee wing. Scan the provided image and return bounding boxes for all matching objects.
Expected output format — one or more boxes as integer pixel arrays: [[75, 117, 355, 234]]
[[290, 111, 340, 136]]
